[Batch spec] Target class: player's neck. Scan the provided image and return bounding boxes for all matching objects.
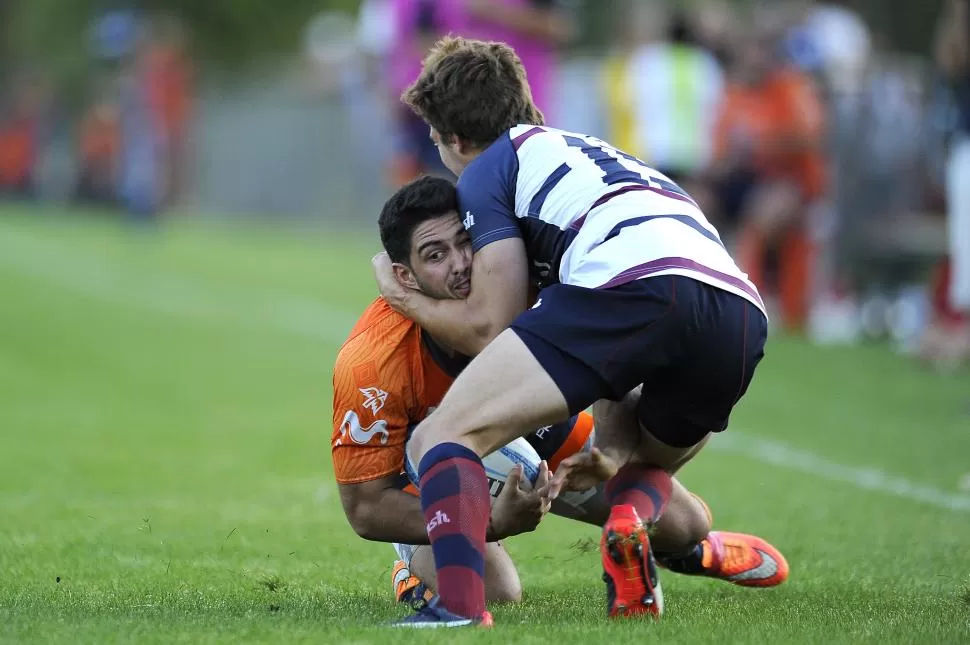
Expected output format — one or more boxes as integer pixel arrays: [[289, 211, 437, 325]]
[[426, 332, 457, 357], [453, 143, 488, 175], [421, 329, 469, 378]]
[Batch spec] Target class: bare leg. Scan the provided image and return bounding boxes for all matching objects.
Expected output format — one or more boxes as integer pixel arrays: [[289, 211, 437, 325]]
[[406, 329, 569, 620], [591, 387, 708, 474], [404, 542, 522, 604], [586, 387, 710, 550], [407, 330, 570, 466], [552, 479, 710, 553]]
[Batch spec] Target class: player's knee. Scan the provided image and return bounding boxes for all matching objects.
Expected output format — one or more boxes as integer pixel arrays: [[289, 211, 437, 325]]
[[657, 515, 709, 553], [406, 426, 431, 469], [408, 412, 486, 468], [653, 492, 712, 552], [486, 577, 523, 604], [681, 497, 713, 545], [407, 419, 448, 468], [483, 543, 523, 603]]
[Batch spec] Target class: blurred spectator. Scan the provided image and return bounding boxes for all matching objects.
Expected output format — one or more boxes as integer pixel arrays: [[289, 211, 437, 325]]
[[822, 40, 943, 349], [117, 41, 165, 221], [0, 114, 34, 198], [691, 0, 740, 66], [831, 38, 927, 279], [707, 31, 827, 331], [603, 5, 723, 189], [924, 0, 970, 363], [386, 0, 457, 185], [386, 0, 573, 186], [143, 16, 192, 208], [313, 4, 396, 195], [89, 9, 140, 61], [794, 0, 871, 93], [0, 78, 42, 198], [462, 0, 574, 121], [76, 89, 120, 206]]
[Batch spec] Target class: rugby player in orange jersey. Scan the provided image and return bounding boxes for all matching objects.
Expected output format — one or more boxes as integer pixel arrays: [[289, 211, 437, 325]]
[[332, 176, 787, 612]]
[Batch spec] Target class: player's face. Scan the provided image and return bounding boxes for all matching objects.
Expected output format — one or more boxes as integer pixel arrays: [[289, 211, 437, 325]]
[[430, 128, 469, 176], [402, 212, 472, 300]]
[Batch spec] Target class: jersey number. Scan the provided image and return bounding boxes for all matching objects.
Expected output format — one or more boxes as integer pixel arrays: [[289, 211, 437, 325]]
[[562, 135, 691, 199], [530, 135, 694, 218]]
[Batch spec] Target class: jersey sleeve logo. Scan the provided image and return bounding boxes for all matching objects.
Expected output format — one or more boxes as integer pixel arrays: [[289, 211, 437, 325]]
[[359, 387, 388, 415], [336, 410, 390, 446], [462, 211, 476, 230]]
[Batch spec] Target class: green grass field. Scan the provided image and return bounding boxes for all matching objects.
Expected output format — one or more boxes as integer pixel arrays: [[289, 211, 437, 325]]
[[1, 210, 969, 644]]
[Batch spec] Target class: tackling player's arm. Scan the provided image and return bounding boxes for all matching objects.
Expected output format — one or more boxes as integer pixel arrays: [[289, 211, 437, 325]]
[[338, 475, 432, 544], [375, 141, 530, 356], [376, 238, 529, 356], [337, 466, 540, 544]]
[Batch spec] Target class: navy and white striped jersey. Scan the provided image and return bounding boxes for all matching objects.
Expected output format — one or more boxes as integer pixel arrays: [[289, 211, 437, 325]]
[[456, 124, 765, 314]]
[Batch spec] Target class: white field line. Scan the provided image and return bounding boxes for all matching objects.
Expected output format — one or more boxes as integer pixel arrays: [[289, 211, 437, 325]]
[[3, 226, 969, 515], [712, 432, 970, 513]]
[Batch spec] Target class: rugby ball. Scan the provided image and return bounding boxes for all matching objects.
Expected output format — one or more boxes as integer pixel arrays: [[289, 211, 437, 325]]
[[405, 436, 542, 503], [482, 437, 542, 499]]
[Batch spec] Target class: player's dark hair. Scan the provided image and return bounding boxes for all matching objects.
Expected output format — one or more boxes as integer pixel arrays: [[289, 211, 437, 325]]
[[402, 36, 544, 149], [379, 176, 459, 265]]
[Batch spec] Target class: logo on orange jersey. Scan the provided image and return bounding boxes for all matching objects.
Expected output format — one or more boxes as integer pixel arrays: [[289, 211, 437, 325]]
[[359, 387, 388, 415], [337, 410, 390, 446]]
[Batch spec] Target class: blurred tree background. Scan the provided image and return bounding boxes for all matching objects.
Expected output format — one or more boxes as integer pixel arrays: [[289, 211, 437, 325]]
[[0, 0, 949, 94], [3, 0, 357, 66], [0, 0, 357, 99]]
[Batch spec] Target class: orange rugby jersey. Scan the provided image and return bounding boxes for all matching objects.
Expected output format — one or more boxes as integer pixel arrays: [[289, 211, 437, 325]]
[[331, 298, 594, 485], [331, 298, 461, 484]]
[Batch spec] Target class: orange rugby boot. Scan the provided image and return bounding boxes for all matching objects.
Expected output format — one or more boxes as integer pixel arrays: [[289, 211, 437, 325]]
[[600, 504, 664, 619], [392, 560, 435, 607], [659, 531, 789, 587]]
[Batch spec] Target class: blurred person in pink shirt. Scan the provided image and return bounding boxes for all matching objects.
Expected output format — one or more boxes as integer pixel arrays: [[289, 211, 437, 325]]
[[461, 0, 573, 120], [386, 0, 572, 186], [386, 0, 463, 185]]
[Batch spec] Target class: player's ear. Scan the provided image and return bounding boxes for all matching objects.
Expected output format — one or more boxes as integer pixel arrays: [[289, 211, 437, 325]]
[[392, 262, 420, 290]]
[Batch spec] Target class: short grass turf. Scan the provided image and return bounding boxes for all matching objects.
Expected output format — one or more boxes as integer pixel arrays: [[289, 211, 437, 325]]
[[1, 210, 969, 644]]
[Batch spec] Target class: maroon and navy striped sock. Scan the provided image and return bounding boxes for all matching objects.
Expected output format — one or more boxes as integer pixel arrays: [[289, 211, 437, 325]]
[[605, 464, 673, 525], [418, 442, 489, 620]]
